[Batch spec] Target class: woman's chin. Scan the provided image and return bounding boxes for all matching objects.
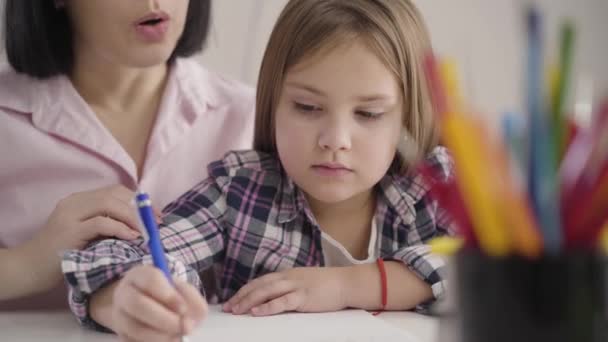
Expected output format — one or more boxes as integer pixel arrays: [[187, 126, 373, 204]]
[[122, 47, 176, 67]]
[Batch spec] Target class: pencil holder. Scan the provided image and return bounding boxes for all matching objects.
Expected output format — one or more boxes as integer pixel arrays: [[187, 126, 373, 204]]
[[455, 251, 607, 342]]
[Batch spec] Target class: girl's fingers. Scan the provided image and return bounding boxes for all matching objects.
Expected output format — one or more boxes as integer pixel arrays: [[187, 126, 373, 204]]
[[230, 279, 294, 315], [175, 280, 208, 333], [126, 266, 187, 315], [224, 273, 282, 311], [118, 281, 183, 335], [115, 308, 181, 342], [250, 291, 302, 317]]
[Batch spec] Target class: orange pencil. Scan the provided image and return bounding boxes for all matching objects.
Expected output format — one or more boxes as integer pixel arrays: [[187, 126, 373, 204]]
[[493, 135, 543, 258]]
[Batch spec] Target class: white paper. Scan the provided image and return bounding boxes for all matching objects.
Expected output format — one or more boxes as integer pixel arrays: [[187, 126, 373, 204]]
[[188, 305, 418, 342]]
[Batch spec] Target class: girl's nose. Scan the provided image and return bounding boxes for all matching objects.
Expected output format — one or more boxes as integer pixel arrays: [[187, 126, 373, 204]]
[[318, 118, 352, 151]]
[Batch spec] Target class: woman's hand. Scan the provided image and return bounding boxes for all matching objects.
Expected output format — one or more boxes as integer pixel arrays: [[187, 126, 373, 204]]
[[223, 267, 349, 316], [99, 265, 208, 342], [21, 185, 160, 292]]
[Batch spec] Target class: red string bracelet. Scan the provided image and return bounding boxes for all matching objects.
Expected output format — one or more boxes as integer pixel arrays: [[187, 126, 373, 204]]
[[372, 258, 387, 316]]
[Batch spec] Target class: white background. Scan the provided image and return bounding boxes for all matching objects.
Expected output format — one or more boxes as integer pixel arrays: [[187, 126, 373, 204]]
[[200, 0, 608, 125], [1, 0, 606, 124]]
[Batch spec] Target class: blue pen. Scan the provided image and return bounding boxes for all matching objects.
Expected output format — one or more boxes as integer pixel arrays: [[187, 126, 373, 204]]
[[501, 112, 526, 179], [136, 191, 188, 341], [526, 7, 562, 254], [136, 191, 173, 282]]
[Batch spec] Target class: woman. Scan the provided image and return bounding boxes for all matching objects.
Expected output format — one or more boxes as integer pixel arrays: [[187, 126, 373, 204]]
[[0, 0, 254, 309]]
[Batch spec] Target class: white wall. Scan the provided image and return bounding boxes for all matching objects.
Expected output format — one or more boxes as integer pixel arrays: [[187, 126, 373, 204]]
[[412, 0, 608, 122], [200, 0, 607, 124], [0, 0, 605, 122], [199, 0, 288, 85]]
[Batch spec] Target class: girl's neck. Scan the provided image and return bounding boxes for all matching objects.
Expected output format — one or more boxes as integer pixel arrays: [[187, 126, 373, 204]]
[[307, 190, 376, 224], [69, 50, 169, 116], [307, 189, 377, 258]]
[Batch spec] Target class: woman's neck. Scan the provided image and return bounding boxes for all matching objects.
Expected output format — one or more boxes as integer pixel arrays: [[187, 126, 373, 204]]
[[68, 49, 170, 177], [69, 51, 169, 115]]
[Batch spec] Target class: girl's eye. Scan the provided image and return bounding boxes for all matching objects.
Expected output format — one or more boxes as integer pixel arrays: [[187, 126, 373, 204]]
[[356, 110, 384, 120], [294, 102, 321, 113]]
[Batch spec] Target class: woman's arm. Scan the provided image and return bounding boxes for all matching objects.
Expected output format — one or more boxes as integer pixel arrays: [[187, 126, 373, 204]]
[[0, 246, 50, 300], [0, 185, 143, 301]]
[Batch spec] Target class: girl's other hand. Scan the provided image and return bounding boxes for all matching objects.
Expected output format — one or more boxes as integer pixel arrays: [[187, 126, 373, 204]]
[[223, 267, 348, 316]]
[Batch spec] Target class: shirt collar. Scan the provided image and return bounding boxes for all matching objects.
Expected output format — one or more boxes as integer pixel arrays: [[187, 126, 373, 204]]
[[276, 171, 303, 224], [0, 58, 219, 123], [275, 169, 419, 227], [0, 59, 222, 183], [376, 173, 419, 226], [171, 57, 220, 111]]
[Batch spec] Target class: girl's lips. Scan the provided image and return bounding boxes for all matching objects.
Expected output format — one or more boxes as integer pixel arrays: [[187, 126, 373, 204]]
[[311, 164, 353, 177]]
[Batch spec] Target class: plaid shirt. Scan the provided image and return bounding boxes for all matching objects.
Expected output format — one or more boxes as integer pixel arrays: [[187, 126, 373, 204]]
[[62, 147, 454, 330]]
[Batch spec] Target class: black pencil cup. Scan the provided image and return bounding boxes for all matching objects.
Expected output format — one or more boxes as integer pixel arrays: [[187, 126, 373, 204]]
[[455, 251, 607, 342]]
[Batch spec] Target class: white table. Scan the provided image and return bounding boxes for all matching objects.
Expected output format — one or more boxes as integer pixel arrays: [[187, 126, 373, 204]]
[[0, 306, 441, 342]]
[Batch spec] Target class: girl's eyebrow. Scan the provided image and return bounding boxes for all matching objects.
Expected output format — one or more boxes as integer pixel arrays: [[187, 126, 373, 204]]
[[285, 81, 396, 103], [354, 94, 393, 103], [284, 82, 327, 97]]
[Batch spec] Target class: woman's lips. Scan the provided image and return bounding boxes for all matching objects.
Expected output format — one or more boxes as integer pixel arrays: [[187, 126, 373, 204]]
[[134, 12, 170, 43]]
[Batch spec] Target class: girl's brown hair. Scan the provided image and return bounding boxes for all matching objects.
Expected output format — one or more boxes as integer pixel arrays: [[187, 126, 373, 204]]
[[253, 0, 438, 172]]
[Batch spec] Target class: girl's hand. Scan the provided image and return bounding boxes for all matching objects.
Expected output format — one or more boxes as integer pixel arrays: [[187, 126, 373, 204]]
[[22, 185, 161, 291], [223, 267, 349, 316], [110, 265, 208, 341]]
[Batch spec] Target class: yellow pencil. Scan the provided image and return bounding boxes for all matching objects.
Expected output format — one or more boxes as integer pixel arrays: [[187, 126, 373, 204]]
[[440, 58, 465, 112], [442, 115, 511, 256], [439, 60, 511, 256], [600, 223, 608, 254], [429, 236, 465, 256]]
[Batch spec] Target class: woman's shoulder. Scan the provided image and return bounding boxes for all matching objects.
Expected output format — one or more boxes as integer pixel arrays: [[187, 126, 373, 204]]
[[173, 58, 254, 117], [0, 63, 28, 85], [0, 64, 49, 114]]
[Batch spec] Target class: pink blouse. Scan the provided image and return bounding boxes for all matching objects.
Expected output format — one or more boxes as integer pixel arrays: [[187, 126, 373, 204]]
[[0, 58, 255, 309]]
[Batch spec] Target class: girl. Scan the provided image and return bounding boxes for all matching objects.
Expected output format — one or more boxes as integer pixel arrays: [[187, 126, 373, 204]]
[[0, 0, 254, 310], [62, 0, 453, 339]]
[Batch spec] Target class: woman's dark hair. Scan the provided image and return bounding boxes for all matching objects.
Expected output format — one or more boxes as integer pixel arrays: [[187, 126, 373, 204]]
[[3, 0, 211, 79]]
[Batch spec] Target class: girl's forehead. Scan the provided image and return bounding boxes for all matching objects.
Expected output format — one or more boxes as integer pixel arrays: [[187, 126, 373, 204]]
[[289, 42, 387, 74], [283, 42, 400, 96], [286, 36, 366, 72]]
